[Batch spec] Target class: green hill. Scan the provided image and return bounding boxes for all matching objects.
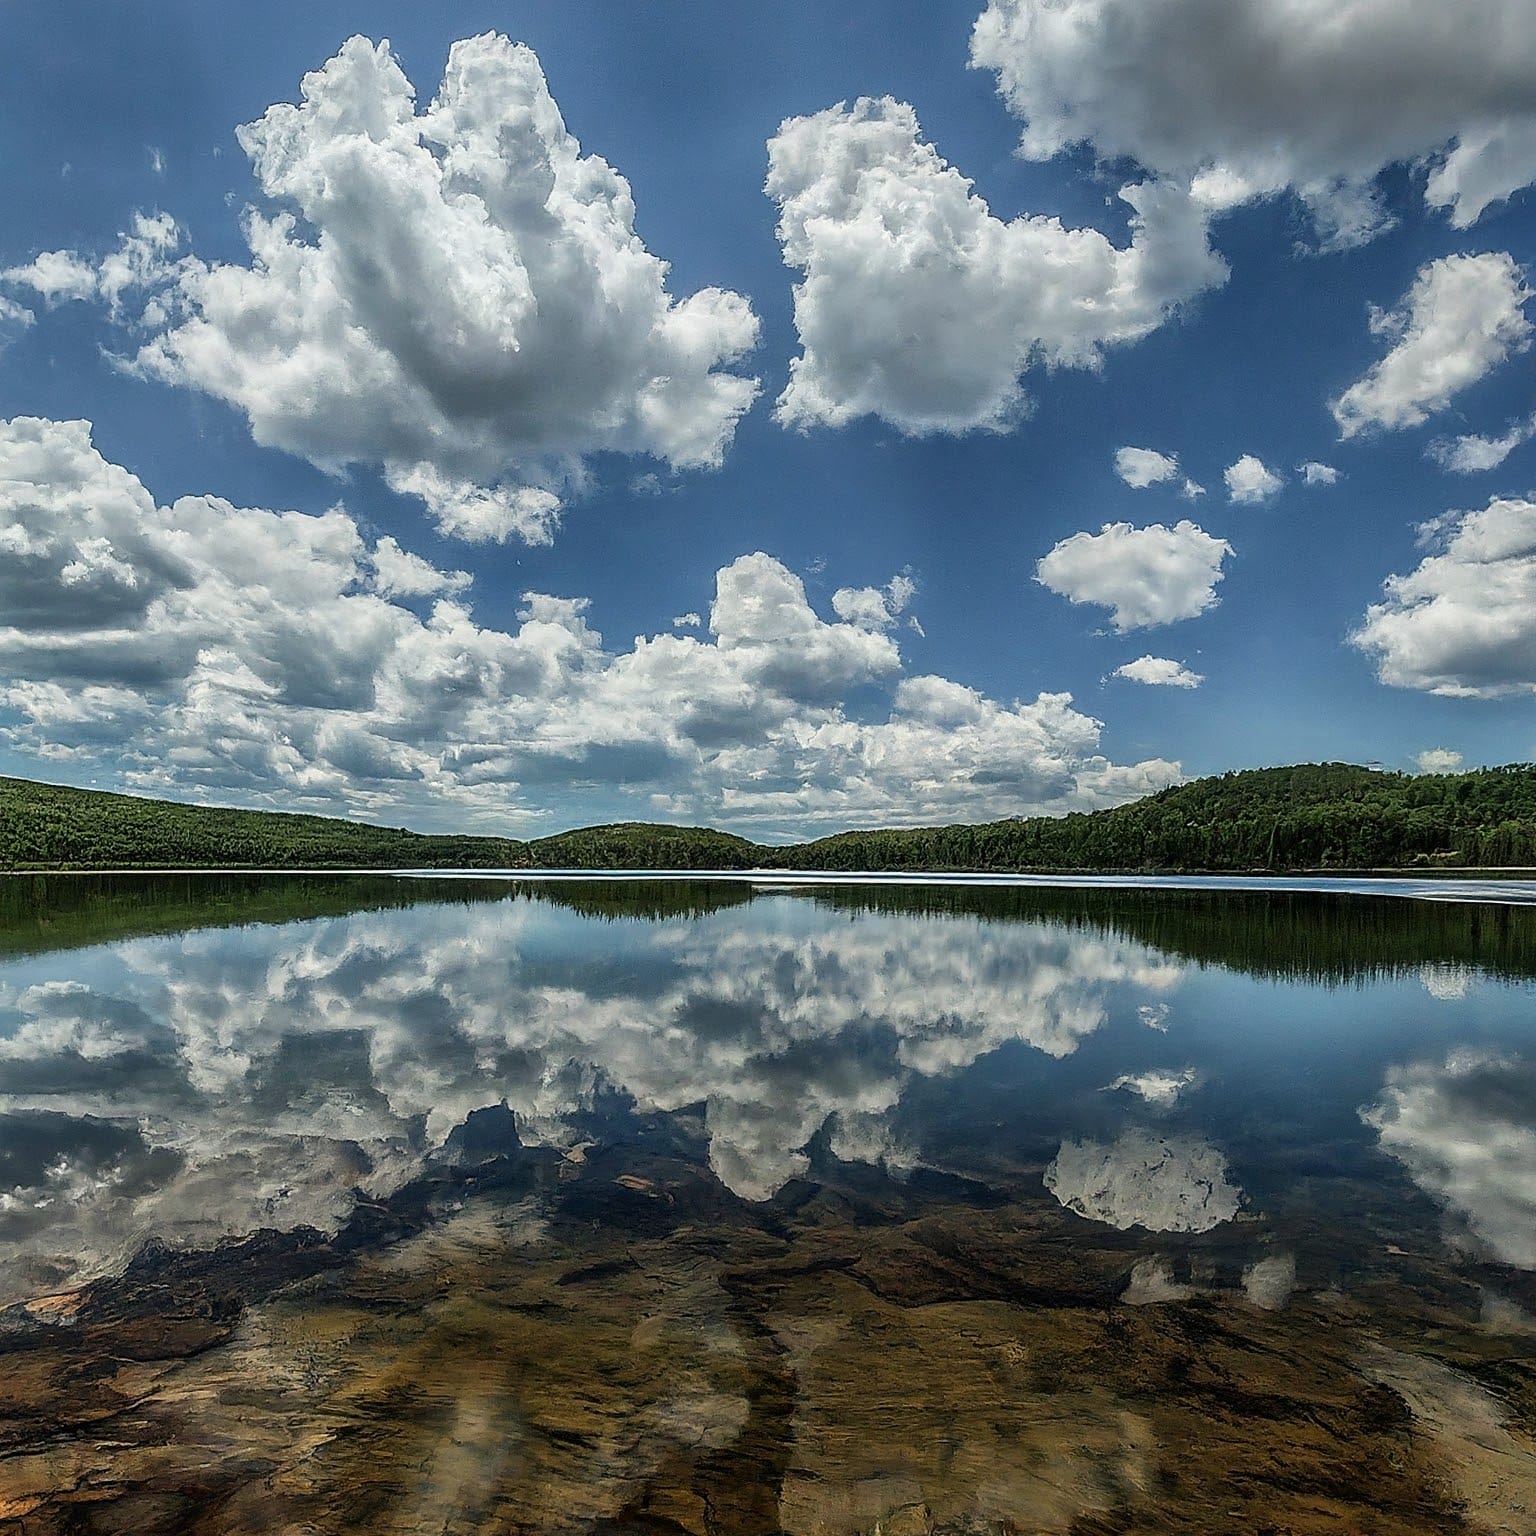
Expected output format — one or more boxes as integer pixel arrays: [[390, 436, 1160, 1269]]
[[527, 821, 758, 870], [0, 776, 526, 870], [3, 762, 1536, 873], [775, 762, 1536, 872]]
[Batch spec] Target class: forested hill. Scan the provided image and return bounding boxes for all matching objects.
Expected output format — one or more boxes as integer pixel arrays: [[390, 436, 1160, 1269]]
[[3, 762, 1536, 872], [0, 776, 526, 870], [777, 763, 1536, 872]]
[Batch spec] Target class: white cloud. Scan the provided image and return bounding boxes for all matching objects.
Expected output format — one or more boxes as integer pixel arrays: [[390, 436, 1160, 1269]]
[[0, 294, 34, 349], [0, 416, 1179, 835], [971, 0, 1536, 244], [1414, 748, 1464, 774], [671, 612, 701, 630], [1112, 656, 1203, 689], [1300, 461, 1340, 487], [1223, 455, 1283, 504], [370, 535, 470, 601], [766, 96, 1225, 435], [1114, 446, 1179, 489], [1353, 496, 1536, 696], [1332, 254, 1531, 438], [1429, 413, 1536, 473], [7, 36, 759, 543], [3, 212, 185, 321], [830, 572, 917, 631], [1037, 520, 1231, 632]]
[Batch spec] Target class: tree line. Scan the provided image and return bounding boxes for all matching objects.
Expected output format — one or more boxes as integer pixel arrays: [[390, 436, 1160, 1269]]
[[5, 762, 1536, 873]]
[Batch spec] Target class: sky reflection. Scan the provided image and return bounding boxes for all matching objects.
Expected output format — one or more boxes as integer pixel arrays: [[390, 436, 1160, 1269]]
[[0, 882, 1533, 1302]]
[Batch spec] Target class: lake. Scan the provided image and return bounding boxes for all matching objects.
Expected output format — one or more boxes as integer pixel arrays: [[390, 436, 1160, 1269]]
[[1, 873, 1534, 1534]]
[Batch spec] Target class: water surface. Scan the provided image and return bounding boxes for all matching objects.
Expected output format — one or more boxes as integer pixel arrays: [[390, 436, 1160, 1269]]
[[1, 875, 1534, 1534]]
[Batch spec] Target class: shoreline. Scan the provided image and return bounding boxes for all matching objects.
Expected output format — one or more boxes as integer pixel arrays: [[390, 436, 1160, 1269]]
[[4, 866, 1536, 903]]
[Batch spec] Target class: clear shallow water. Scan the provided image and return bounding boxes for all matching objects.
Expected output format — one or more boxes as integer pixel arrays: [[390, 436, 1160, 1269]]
[[2, 875, 1535, 1533]]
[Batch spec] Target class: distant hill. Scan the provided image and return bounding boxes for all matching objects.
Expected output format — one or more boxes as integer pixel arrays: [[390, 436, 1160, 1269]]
[[0, 776, 526, 870], [3, 762, 1536, 873], [527, 821, 758, 870], [775, 762, 1536, 872]]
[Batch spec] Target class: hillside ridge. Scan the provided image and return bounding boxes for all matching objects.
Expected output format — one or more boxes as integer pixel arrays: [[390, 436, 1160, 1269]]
[[5, 762, 1536, 872]]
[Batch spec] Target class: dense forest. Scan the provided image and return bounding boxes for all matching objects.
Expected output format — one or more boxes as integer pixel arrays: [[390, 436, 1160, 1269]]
[[526, 822, 758, 870], [776, 762, 1536, 872], [3, 762, 1536, 873], [0, 776, 525, 870]]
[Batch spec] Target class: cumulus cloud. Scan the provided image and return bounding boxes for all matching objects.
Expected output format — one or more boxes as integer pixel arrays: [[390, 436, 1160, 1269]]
[[1299, 461, 1340, 487], [766, 96, 1224, 436], [1332, 254, 1531, 438], [1428, 413, 1536, 473], [0, 416, 1179, 834], [1223, 455, 1283, 504], [5, 36, 760, 542], [1114, 447, 1178, 489], [1112, 656, 1203, 689], [1414, 748, 1465, 775], [1037, 520, 1231, 632], [830, 572, 916, 630], [970, 0, 1536, 244], [3, 212, 187, 320], [370, 536, 470, 600], [1353, 496, 1536, 696], [671, 612, 701, 630]]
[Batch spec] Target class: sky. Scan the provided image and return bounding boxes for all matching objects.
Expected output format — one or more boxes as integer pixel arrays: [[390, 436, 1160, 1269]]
[[0, 0, 1534, 839]]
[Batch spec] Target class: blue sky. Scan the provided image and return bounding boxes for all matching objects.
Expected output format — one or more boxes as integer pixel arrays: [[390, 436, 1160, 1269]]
[[1, 0, 1534, 836]]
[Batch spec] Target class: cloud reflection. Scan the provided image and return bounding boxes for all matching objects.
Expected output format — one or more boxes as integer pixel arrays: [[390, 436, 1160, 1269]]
[[1044, 1129, 1242, 1233], [1364, 1049, 1536, 1269], [0, 897, 1184, 1299]]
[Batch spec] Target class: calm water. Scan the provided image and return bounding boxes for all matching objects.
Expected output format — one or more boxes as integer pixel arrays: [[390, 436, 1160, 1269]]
[[2, 875, 1535, 1534]]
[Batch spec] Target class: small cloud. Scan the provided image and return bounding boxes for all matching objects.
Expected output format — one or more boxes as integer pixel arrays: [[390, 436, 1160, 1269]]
[[907, 614, 926, 638], [1181, 477, 1206, 498], [1413, 747, 1464, 774], [1299, 460, 1340, 486], [1332, 254, 1533, 438], [1224, 454, 1284, 504], [1037, 520, 1231, 632], [0, 295, 35, 348], [629, 471, 665, 497], [671, 611, 701, 629], [1114, 446, 1181, 489], [1427, 414, 1536, 474], [149, 147, 165, 177], [1112, 655, 1203, 689], [832, 571, 918, 631]]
